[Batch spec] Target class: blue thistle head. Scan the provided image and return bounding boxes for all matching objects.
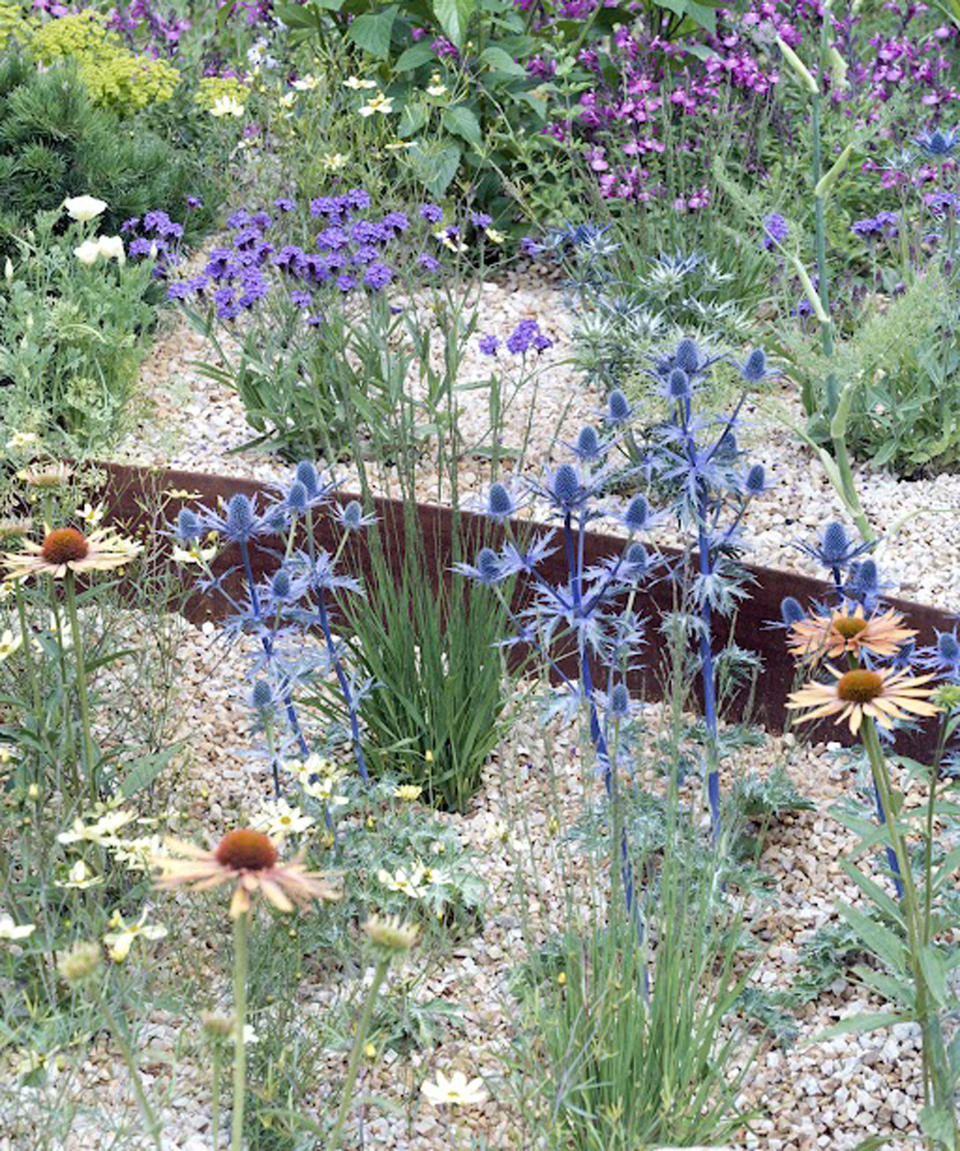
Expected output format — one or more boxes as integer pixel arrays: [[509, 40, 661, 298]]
[[745, 464, 766, 495], [251, 679, 273, 711], [780, 596, 806, 626], [475, 546, 502, 583], [624, 494, 650, 532], [668, 368, 690, 399], [270, 569, 292, 600], [488, 482, 513, 520], [624, 541, 649, 573], [938, 630, 960, 664], [287, 480, 308, 514], [608, 682, 630, 718], [607, 389, 632, 425], [224, 493, 259, 542], [741, 348, 768, 382], [821, 522, 850, 566], [714, 430, 738, 463], [845, 558, 879, 607], [295, 460, 319, 498], [576, 425, 602, 461], [176, 508, 201, 544], [551, 463, 581, 508], [341, 500, 364, 529], [675, 338, 700, 375]]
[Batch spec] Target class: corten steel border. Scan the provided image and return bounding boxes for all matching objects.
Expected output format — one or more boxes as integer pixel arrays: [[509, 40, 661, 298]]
[[96, 461, 953, 761]]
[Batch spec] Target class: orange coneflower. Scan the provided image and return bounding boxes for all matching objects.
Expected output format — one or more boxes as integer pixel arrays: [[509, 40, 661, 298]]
[[152, 828, 341, 919], [786, 665, 940, 736], [2, 526, 141, 581], [787, 604, 916, 665]]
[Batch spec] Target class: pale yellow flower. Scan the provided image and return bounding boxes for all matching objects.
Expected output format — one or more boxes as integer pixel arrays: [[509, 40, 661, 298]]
[[359, 91, 394, 117], [433, 229, 466, 253], [5, 430, 38, 451], [3, 526, 141, 581], [393, 784, 422, 802], [291, 74, 319, 91], [76, 502, 105, 529], [384, 140, 415, 151], [321, 152, 348, 171], [172, 533, 218, 565], [103, 909, 167, 962], [0, 628, 22, 661], [344, 75, 377, 90], [74, 239, 101, 266], [0, 914, 35, 941], [278, 92, 296, 109], [252, 798, 315, 839], [210, 95, 245, 118], [56, 860, 103, 889], [377, 863, 429, 898], [58, 807, 137, 846], [485, 227, 505, 244], [421, 1069, 489, 1106], [426, 73, 447, 97]]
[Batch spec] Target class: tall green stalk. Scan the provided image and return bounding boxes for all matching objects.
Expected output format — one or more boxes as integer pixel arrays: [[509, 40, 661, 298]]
[[63, 570, 98, 800], [328, 955, 390, 1150], [231, 911, 250, 1151]]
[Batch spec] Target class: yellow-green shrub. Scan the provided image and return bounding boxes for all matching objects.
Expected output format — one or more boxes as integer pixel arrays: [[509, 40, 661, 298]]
[[30, 11, 179, 111], [0, 1, 29, 51]]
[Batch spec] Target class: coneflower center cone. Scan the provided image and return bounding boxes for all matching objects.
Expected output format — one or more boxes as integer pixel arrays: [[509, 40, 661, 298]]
[[836, 669, 884, 703], [833, 615, 869, 640], [41, 528, 89, 565], [215, 829, 277, 871]]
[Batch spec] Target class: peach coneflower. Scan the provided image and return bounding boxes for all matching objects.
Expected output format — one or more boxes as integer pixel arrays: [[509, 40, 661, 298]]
[[787, 604, 916, 664], [152, 828, 341, 919], [786, 665, 940, 735], [2, 525, 141, 581]]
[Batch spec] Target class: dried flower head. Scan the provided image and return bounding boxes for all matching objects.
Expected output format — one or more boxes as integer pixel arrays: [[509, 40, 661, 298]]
[[152, 828, 342, 919], [57, 940, 102, 984], [362, 913, 420, 952]]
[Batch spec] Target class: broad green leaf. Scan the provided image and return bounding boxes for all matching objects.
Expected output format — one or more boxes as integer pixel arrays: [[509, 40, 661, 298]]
[[479, 45, 527, 75], [394, 42, 436, 71], [441, 104, 482, 146], [836, 904, 908, 974], [433, 0, 475, 46], [121, 747, 179, 798], [407, 141, 461, 196], [348, 6, 398, 57], [854, 966, 914, 1010], [398, 101, 429, 137], [840, 859, 905, 925], [918, 945, 950, 1007]]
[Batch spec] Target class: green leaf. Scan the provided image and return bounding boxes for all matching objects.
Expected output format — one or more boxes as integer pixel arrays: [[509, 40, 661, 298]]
[[407, 141, 461, 196], [348, 6, 398, 57], [815, 1010, 911, 1041], [394, 42, 436, 71], [836, 904, 908, 975], [441, 104, 482, 146], [433, 0, 475, 46], [918, 945, 950, 1008], [398, 101, 429, 137], [120, 747, 179, 798], [479, 44, 527, 75], [840, 859, 905, 926]]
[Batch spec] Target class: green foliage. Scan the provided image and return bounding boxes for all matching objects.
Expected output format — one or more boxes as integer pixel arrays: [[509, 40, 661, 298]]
[[0, 54, 219, 242], [731, 766, 816, 820], [0, 210, 158, 452]]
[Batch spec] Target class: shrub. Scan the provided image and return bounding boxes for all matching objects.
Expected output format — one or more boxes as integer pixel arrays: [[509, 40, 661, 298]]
[[0, 55, 219, 242]]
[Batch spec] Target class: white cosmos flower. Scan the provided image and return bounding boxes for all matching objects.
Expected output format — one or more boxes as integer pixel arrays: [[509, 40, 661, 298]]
[[291, 74, 319, 91], [421, 1069, 489, 1106], [63, 195, 107, 222], [0, 914, 35, 941]]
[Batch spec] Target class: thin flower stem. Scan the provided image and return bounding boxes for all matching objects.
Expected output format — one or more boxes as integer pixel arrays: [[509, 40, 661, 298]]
[[97, 990, 163, 1151], [316, 591, 370, 784], [211, 1042, 222, 1151], [231, 911, 250, 1151], [64, 571, 97, 801], [328, 955, 390, 1150]]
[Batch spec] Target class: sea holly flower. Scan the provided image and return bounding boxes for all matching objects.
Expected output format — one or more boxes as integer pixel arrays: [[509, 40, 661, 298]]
[[787, 666, 939, 736]]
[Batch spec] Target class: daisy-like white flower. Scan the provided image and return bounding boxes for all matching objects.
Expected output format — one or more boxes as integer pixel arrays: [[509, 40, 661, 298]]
[[152, 828, 341, 920], [291, 74, 319, 91], [171, 532, 219, 566], [787, 665, 940, 736], [787, 604, 917, 665], [421, 1069, 489, 1107], [5, 430, 38, 451], [426, 73, 447, 97], [55, 860, 103, 889], [3, 526, 141, 581], [103, 909, 167, 962], [57, 806, 137, 846], [0, 628, 22, 661], [359, 91, 394, 117], [344, 75, 377, 90], [252, 798, 315, 839], [210, 95, 245, 118], [377, 863, 429, 898], [0, 914, 35, 941]]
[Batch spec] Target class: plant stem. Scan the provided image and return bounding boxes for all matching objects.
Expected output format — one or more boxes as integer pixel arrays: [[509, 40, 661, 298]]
[[97, 990, 163, 1151], [64, 571, 97, 800], [231, 910, 250, 1151], [211, 1042, 222, 1151], [328, 955, 390, 1150]]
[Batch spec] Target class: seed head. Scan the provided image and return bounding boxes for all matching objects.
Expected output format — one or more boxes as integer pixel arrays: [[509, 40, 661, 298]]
[[225, 494, 256, 540], [745, 464, 766, 495], [487, 483, 513, 519], [41, 528, 89, 566], [551, 464, 580, 507], [287, 481, 308, 513], [270, 569, 292, 599], [362, 913, 420, 952], [741, 348, 768, 382], [200, 1010, 236, 1038], [475, 547, 501, 583], [214, 829, 278, 871], [57, 940, 102, 984], [668, 368, 690, 399], [607, 389, 632, 425], [836, 669, 884, 703], [938, 631, 960, 663], [780, 596, 806, 625], [251, 679, 273, 711], [295, 460, 319, 497], [624, 541, 648, 571], [341, 500, 364, 529], [608, 683, 630, 718], [675, 338, 700, 374], [624, 495, 649, 532], [576, 425, 601, 459], [821, 522, 850, 565]]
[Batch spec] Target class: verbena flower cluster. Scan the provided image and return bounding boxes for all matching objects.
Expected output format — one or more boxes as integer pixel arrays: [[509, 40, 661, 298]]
[[166, 191, 486, 322]]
